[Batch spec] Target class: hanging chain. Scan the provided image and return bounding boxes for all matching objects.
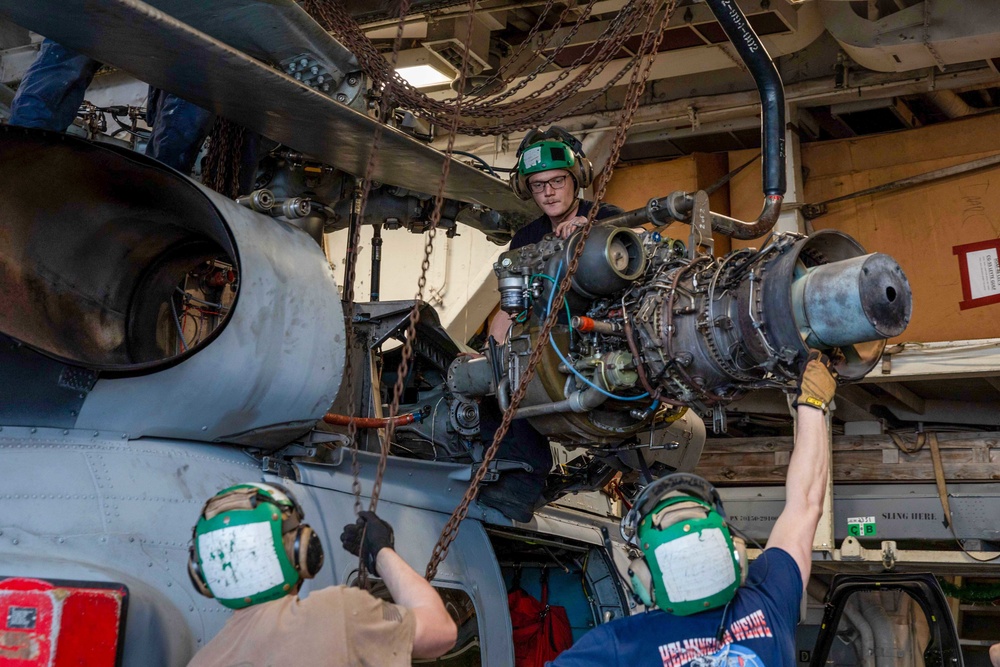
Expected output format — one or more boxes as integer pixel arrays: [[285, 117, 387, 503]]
[[369, 0, 481, 517], [305, 0, 656, 135], [424, 0, 677, 582], [202, 118, 246, 199], [302, 0, 417, 587]]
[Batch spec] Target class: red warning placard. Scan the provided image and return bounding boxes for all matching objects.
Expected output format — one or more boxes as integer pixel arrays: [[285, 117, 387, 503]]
[[953, 238, 1000, 310], [0, 577, 127, 667]]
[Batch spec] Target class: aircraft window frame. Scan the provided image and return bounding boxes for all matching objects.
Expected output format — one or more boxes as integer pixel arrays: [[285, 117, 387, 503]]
[[808, 573, 964, 667], [350, 575, 483, 666]]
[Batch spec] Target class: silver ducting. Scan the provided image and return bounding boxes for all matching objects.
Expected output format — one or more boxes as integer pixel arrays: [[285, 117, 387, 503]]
[[0, 128, 345, 447]]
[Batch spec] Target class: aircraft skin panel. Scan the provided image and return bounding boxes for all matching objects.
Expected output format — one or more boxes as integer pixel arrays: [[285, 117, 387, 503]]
[[0, 428, 516, 665], [74, 189, 346, 445], [143, 0, 360, 75], [0, 430, 264, 664], [0, 0, 538, 219]]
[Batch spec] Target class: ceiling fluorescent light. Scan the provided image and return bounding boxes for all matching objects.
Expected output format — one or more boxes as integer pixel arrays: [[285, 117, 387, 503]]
[[397, 64, 453, 88]]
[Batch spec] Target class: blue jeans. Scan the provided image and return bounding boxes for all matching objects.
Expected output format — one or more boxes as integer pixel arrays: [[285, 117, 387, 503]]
[[10, 39, 215, 174]]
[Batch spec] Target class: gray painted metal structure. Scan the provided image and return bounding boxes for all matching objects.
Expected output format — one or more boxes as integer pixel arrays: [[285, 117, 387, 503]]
[[0, 0, 538, 220], [0, 129, 630, 665]]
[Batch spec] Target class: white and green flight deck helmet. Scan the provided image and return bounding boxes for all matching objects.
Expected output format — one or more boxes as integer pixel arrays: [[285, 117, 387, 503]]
[[621, 473, 747, 615], [187, 482, 324, 609], [510, 126, 594, 199]]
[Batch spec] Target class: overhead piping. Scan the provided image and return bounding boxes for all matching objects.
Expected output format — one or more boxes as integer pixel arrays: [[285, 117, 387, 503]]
[[599, 0, 786, 240]]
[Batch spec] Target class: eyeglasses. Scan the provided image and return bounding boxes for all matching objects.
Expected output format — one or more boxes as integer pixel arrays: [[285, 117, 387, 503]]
[[527, 174, 569, 194]]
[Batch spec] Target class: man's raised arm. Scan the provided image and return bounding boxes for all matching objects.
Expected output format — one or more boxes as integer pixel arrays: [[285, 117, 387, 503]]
[[766, 351, 837, 583]]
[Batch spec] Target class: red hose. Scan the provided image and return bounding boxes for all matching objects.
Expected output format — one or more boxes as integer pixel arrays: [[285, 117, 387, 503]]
[[322, 413, 419, 428]]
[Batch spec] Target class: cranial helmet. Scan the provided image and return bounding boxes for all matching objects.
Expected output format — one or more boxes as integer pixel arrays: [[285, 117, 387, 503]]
[[620, 473, 747, 616], [188, 482, 324, 609], [510, 126, 594, 200]]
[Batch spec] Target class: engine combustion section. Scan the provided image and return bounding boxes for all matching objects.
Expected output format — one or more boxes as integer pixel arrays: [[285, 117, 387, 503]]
[[453, 228, 911, 440]]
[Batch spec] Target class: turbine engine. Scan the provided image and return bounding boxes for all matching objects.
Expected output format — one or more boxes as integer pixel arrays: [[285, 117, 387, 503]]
[[449, 226, 912, 441]]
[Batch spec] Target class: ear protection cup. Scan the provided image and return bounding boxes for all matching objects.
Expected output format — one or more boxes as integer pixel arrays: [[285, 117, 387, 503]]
[[576, 157, 594, 191], [627, 556, 655, 608], [187, 544, 214, 598], [293, 525, 324, 579], [509, 170, 532, 200], [733, 535, 748, 586]]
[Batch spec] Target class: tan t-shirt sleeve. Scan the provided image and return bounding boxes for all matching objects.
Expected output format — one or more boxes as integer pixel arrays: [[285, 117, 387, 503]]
[[337, 586, 416, 667]]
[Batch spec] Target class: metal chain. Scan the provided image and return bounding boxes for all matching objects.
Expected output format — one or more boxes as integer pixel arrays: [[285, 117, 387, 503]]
[[202, 118, 246, 199], [370, 0, 481, 517], [305, 0, 656, 135], [424, 0, 678, 582], [302, 0, 417, 587]]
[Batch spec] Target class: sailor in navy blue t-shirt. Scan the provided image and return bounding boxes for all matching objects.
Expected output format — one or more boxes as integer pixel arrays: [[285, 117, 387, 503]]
[[549, 351, 838, 667], [478, 127, 622, 522], [487, 126, 622, 344]]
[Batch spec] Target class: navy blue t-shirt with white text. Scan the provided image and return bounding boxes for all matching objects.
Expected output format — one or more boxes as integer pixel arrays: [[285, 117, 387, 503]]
[[548, 548, 802, 667]]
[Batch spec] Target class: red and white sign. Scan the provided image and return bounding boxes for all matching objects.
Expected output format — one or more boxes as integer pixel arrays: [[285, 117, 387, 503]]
[[0, 577, 127, 667], [953, 238, 1000, 310]]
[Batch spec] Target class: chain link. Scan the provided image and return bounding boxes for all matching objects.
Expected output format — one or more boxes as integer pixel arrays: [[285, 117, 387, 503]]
[[202, 118, 246, 199]]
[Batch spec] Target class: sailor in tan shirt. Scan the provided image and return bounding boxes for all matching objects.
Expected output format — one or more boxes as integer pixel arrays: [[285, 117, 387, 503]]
[[186, 483, 457, 666]]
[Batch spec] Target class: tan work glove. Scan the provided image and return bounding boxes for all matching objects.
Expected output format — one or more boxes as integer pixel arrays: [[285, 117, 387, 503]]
[[793, 349, 837, 412]]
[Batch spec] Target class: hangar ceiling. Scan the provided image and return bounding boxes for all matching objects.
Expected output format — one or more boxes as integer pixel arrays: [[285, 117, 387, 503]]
[[2, 0, 999, 159], [345, 0, 1000, 159]]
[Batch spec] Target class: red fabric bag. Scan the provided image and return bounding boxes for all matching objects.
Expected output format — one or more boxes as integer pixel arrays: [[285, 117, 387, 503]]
[[508, 569, 574, 666]]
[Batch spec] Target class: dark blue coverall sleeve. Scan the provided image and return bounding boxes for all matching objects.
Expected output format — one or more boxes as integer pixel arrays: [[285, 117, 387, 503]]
[[10, 39, 217, 177], [8, 39, 101, 131]]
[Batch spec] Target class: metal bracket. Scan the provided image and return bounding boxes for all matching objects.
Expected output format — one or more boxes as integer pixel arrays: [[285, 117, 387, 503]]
[[688, 189, 713, 259], [261, 455, 296, 478], [447, 459, 533, 483]]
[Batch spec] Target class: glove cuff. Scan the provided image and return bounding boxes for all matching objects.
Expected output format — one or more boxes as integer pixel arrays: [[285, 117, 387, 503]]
[[794, 394, 828, 413], [364, 546, 385, 576]]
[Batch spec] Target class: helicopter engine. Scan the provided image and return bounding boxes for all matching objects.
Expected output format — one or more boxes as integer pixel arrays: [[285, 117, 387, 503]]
[[447, 226, 912, 442]]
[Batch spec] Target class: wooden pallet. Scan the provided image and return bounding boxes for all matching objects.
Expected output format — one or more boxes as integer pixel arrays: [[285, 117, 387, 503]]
[[696, 432, 1000, 485]]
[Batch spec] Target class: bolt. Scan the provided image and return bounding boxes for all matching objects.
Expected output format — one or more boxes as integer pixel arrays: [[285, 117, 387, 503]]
[[348, 76, 358, 86], [336, 93, 347, 102], [310, 66, 319, 75], [299, 58, 308, 67]]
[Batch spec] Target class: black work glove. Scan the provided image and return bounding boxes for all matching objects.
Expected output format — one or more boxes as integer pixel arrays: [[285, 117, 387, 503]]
[[792, 349, 837, 412], [340, 511, 395, 576]]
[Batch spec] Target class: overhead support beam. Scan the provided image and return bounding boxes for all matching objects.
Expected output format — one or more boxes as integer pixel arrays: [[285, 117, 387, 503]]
[[877, 382, 926, 415]]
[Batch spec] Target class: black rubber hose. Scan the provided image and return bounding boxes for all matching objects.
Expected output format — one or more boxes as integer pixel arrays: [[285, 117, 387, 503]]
[[704, 0, 786, 197]]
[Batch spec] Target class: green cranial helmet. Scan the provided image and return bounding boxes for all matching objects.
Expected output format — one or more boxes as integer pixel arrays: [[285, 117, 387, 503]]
[[187, 483, 324, 610], [509, 126, 594, 200], [621, 473, 746, 615]]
